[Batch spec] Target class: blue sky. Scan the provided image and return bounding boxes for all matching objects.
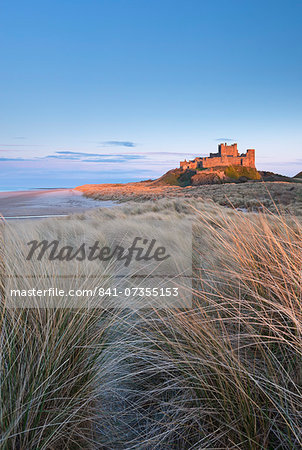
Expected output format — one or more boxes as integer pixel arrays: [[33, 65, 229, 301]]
[[0, 0, 301, 188]]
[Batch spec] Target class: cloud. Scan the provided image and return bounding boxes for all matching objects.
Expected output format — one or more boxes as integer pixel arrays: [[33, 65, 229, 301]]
[[82, 155, 145, 163], [215, 138, 236, 142], [101, 141, 137, 148], [0, 144, 41, 147], [0, 151, 146, 164], [56, 151, 101, 156], [0, 149, 204, 165], [57, 150, 198, 157], [48, 151, 145, 163], [0, 157, 30, 161], [47, 155, 81, 160]]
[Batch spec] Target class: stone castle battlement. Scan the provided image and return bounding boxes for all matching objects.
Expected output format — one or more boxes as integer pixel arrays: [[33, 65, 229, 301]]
[[180, 143, 255, 170]]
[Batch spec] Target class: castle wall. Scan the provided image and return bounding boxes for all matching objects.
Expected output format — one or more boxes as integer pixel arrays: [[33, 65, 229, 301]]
[[200, 153, 255, 168], [180, 160, 198, 170], [180, 144, 255, 170]]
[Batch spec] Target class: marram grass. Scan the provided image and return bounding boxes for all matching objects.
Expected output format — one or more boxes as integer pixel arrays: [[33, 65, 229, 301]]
[[1, 200, 302, 449]]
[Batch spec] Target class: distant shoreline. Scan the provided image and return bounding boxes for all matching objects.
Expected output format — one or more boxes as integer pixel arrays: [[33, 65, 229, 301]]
[[0, 187, 73, 193], [0, 188, 116, 219]]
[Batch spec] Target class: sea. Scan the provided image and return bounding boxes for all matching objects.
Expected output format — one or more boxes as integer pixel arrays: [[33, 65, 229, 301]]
[[0, 187, 71, 192]]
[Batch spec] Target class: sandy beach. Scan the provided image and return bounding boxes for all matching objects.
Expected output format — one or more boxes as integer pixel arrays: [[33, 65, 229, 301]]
[[0, 188, 115, 218]]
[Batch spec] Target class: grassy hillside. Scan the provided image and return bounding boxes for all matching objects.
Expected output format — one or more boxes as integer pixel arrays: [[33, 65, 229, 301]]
[[294, 171, 302, 179], [224, 165, 261, 180], [155, 165, 261, 186], [154, 168, 195, 186], [259, 171, 296, 182]]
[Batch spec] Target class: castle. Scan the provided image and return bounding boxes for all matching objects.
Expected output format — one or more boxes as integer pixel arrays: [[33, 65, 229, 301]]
[[180, 143, 255, 170]]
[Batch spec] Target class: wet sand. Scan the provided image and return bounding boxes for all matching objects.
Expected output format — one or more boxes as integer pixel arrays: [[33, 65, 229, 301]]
[[0, 189, 116, 219]]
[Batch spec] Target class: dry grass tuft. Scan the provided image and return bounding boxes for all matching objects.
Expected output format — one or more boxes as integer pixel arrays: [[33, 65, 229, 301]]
[[116, 207, 302, 448], [0, 226, 117, 449]]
